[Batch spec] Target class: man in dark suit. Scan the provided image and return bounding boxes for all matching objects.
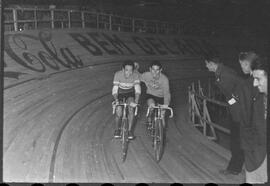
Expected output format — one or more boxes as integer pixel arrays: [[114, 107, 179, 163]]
[[205, 51, 261, 177], [235, 57, 267, 183], [205, 55, 245, 175]]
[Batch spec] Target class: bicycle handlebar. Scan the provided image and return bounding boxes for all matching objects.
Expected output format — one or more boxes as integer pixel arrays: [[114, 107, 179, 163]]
[[112, 101, 139, 116], [146, 105, 174, 118]]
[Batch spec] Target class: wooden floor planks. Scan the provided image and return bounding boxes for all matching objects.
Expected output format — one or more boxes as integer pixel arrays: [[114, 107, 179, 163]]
[[4, 62, 245, 183]]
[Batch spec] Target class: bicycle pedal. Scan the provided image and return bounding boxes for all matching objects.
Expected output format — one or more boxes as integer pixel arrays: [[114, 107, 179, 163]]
[[147, 126, 152, 130]]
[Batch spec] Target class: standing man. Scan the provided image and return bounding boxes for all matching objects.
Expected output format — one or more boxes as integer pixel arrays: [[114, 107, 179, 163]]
[[241, 57, 267, 183], [140, 60, 171, 127], [205, 55, 245, 175]]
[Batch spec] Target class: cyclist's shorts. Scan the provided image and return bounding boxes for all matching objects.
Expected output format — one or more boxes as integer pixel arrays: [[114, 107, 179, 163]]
[[145, 94, 164, 105], [118, 88, 135, 102]]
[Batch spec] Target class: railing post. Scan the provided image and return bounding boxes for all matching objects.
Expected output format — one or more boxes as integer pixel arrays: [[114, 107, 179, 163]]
[[156, 21, 158, 34], [205, 99, 217, 140], [109, 14, 112, 30], [203, 99, 207, 136], [68, 10, 71, 28], [13, 8, 18, 31], [208, 78, 211, 98], [96, 13, 99, 29], [143, 19, 146, 33], [51, 9, 54, 29], [191, 93, 195, 124], [191, 82, 195, 123], [34, 9, 37, 29], [198, 80, 201, 95], [188, 86, 191, 121], [0, 1, 4, 146], [132, 18, 135, 32], [81, 11, 85, 28]]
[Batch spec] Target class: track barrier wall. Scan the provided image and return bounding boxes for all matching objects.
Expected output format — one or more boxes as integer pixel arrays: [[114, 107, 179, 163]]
[[4, 28, 267, 89]]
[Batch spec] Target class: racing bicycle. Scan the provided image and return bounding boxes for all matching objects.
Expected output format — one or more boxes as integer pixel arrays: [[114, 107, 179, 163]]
[[146, 104, 173, 162], [112, 99, 138, 162]]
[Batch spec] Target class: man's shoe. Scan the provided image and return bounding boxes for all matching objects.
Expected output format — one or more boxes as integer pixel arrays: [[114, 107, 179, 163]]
[[128, 131, 135, 140], [114, 129, 121, 139], [219, 169, 240, 175]]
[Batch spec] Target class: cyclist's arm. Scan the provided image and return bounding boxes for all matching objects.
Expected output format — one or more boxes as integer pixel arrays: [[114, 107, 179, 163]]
[[139, 72, 146, 83], [112, 86, 119, 102], [112, 73, 120, 102], [134, 79, 141, 104], [163, 78, 171, 106]]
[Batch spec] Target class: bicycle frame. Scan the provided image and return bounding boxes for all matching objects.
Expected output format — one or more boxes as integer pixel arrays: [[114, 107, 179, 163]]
[[146, 104, 173, 162], [146, 105, 173, 120], [112, 100, 138, 162]]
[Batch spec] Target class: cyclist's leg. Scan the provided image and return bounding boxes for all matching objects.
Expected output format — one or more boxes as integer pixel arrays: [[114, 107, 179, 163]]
[[114, 92, 123, 138], [156, 97, 166, 128], [115, 105, 123, 126], [114, 105, 122, 138], [147, 97, 156, 123], [127, 97, 135, 139], [161, 110, 166, 128]]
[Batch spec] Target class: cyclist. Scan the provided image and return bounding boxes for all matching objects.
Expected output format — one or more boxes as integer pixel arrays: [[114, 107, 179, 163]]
[[140, 60, 171, 127], [134, 62, 140, 74], [112, 60, 141, 139]]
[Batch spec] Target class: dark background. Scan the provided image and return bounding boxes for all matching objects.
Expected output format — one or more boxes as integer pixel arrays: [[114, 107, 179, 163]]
[[5, 0, 270, 37]]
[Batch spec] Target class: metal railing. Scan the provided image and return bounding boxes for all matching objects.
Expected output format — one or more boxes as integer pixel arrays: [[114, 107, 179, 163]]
[[3, 7, 184, 35], [188, 79, 230, 141]]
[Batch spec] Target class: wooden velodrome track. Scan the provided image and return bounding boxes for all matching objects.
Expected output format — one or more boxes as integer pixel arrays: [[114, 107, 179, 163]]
[[3, 29, 248, 183]]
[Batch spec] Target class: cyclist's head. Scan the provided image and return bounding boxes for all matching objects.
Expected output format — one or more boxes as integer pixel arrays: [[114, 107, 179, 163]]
[[134, 61, 140, 71], [122, 60, 135, 78], [238, 51, 259, 75], [149, 60, 162, 79]]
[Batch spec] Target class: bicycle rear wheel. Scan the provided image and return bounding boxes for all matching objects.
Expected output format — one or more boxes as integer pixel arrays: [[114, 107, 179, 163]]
[[153, 119, 164, 162], [121, 119, 129, 162]]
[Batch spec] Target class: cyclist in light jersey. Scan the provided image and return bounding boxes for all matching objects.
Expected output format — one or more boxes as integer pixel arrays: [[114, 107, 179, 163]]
[[140, 60, 171, 126], [112, 60, 141, 139]]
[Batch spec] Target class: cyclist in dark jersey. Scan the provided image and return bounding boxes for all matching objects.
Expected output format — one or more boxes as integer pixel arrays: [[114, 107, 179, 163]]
[[112, 60, 141, 139]]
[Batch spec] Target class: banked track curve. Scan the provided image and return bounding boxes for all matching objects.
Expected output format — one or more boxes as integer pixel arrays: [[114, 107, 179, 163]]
[[3, 61, 244, 183]]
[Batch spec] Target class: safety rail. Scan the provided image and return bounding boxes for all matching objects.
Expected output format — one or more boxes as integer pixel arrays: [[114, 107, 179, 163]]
[[188, 80, 230, 141], [3, 7, 183, 34]]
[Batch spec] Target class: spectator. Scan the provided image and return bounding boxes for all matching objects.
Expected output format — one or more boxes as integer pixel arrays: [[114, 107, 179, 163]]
[[240, 57, 268, 183], [205, 55, 245, 175]]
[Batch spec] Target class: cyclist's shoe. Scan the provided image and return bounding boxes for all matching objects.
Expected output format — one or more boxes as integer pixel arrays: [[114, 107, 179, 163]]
[[128, 131, 135, 140], [150, 128, 155, 137], [114, 129, 121, 139], [146, 122, 151, 129], [146, 117, 152, 129]]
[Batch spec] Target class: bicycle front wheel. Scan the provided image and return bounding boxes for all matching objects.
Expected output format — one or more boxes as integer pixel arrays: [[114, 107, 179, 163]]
[[154, 119, 164, 162], [121, 118, 129, 162]]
